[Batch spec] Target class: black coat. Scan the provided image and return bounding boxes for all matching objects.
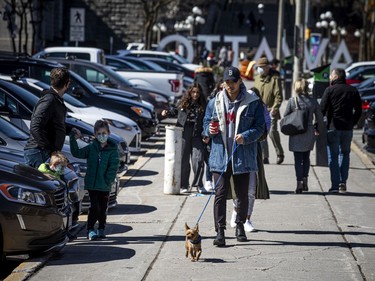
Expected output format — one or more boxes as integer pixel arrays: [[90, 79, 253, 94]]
[[25, 88, 67, 155], [320, 79, 362, 130]]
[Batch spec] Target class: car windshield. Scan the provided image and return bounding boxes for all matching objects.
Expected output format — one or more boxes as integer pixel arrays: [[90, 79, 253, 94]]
[[1, 81, 39, 108], [0, 117, 29, 140], [171, 53, 190, 64], [101, 65, 134, 87], [63, 93, 88, 107]]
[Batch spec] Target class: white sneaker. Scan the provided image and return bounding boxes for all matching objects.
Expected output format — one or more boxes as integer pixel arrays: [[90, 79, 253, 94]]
[[230, 210, 237, 228], [244, 220, 255, 232], [204, 181, 213, 192]]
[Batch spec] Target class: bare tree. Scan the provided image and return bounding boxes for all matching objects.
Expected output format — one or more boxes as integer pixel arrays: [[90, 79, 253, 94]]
[[141, 0, 174, 50]]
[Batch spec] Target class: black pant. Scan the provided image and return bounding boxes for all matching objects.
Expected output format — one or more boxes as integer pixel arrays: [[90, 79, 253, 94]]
[[87, 190, 110, 231], [213, 163, 249, 230], [293, 151, 311, 181]]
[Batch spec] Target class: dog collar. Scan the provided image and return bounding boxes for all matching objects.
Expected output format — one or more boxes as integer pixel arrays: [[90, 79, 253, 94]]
[[189, 235, 202, 244]]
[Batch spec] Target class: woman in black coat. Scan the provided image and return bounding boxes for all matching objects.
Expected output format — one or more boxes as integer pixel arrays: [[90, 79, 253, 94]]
[[162, 83, 207, 193]]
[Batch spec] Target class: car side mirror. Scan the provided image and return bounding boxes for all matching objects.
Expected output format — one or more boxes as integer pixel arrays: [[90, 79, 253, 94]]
[[0, 106, 12, 116], [71, 86, 84, 99], [102, 78, 114, 87]]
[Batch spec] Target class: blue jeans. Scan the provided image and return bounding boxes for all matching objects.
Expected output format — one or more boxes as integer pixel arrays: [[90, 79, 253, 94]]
[[327, 130, 353, 190], [24, 148, 49, 168]]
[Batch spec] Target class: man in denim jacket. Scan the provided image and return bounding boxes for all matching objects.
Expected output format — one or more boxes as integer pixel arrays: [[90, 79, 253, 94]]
[[203, 66, 265, 246]]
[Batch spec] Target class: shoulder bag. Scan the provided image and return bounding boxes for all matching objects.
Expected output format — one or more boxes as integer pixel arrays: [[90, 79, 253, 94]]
[[280, 96, 308, 136]]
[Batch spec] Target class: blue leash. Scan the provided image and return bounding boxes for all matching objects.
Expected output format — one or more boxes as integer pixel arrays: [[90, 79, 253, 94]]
[[195, 142, 239, 226]]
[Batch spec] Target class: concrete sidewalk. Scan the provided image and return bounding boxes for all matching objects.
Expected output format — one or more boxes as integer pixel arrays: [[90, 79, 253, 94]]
[[15, 119, 375, 281]]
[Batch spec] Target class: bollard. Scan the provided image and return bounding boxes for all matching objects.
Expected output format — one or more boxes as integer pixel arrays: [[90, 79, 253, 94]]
[[164, 125, 183, 194]]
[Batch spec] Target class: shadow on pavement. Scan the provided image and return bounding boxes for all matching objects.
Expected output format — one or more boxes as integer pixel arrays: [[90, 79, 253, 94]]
[[123, 179, 153, 187], [126, 169, 159, 177], [108, 204, 157, 215]]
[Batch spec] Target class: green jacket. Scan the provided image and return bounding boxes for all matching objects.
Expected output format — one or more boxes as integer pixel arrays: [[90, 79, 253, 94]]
[[38, 163, 61, 179], [69, 134, 119, 192], [254, 71, 283, 119]]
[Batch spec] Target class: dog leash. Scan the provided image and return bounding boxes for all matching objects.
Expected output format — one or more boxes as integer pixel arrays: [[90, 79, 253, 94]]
[[195, 142, 239, 226]]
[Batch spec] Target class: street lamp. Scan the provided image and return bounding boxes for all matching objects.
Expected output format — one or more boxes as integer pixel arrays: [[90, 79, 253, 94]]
[[152, 23, 167, 44]]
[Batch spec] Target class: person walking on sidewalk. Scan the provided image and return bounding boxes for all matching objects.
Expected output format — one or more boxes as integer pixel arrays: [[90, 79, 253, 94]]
[[229, 86, 271, 232], [162, 83, 207, 194], [70, 120, 119, 240], [320, 68, 362, 193], [254, 57, 284, 165], [24, 67, 70, 168], [203, 66, 265, 246], [285, 79, 325, 193]]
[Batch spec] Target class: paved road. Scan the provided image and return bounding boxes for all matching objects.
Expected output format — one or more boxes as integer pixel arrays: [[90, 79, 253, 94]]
[[5, 118, 375, 281]]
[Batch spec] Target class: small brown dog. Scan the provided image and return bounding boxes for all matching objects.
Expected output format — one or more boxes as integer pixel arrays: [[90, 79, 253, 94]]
[[185, 223, 202, 262]]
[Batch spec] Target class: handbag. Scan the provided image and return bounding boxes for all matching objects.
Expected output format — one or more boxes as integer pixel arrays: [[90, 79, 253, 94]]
[[280, 96, 308, 136]]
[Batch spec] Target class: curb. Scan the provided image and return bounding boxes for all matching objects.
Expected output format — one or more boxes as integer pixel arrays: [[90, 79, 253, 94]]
[[351, 138, 375, 174]]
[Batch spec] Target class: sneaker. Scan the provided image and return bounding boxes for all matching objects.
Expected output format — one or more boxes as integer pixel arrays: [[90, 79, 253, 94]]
[[180, 188, 190, 194], [230, 210, 237, 228], [88, 229, 98, 240], [328, 188, 339, 193], [339, 183, 347, 193], [197, 186, 208, 194], [244, 220, 255, 232], [276, 155, 284, 165], [204, 181, 213, 192], [97, 229, 106, 238], [263, 158, 269, 164]]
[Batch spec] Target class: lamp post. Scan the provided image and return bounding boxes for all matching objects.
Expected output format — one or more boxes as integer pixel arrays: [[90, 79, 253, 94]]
[[174, 6, 205, 63], [315, 11, 337, 64], [152, 23, 167, 44]]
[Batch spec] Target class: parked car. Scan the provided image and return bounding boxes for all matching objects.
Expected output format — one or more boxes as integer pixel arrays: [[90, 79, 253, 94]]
[[105, 55, 165, 71], [144, 57, 195, 79], [33, 46, 106, 64], [44, 57, 173, 112], [116, 50, 200, 71], [0, 56, 158, 138], [1, 75, 142, 152], [346, 61, 375, 77], [362, 94, 375, 152], [345, 66, 375, 86], [0, 157, 70, 261]]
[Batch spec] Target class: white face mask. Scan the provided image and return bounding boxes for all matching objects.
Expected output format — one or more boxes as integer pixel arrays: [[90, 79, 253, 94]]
[[54, 165, 65, 175], [257, 67, 265, 75], [97, 134, 109, 143]]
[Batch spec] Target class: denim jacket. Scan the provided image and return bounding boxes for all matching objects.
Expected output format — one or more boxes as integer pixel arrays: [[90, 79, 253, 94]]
[[203, 85, 265, 174]]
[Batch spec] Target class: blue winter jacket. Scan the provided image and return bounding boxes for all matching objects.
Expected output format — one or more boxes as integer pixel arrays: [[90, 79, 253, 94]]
[[203, 85, 265, 174]]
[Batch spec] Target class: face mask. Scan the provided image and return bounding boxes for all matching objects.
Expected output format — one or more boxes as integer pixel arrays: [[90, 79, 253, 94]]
[[97, 134, 108, 143], [54, 165, 65, 175], [257, 67, 264, 76]]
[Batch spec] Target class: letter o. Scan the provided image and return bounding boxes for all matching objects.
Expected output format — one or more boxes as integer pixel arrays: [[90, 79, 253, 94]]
[[158, 35, 194, 63]]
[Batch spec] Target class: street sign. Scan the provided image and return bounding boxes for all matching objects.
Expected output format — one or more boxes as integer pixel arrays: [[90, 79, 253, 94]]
[[70, 8, 85, 42]]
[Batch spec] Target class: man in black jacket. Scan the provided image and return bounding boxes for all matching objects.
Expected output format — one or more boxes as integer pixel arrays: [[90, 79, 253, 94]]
[[24, 67, 70, 168], [320, 68, 362, 193]]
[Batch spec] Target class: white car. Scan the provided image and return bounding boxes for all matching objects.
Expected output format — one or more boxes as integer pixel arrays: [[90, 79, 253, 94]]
[[63, 94, 142, 152], [116, 50, 200, 71], [0, 76, 142, 152], [345, 61, 375, 77]]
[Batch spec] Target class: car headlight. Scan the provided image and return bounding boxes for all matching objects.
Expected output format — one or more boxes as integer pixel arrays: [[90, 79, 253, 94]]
[[103, 119, 133, 131], [149, 93, 168, 103], [131, 106, 152, 119], [70, 162, 87, 178], [0, 184, 48, 206]]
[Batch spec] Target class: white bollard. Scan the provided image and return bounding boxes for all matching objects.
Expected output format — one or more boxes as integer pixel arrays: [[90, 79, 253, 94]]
[[164, 125, 183, 194]]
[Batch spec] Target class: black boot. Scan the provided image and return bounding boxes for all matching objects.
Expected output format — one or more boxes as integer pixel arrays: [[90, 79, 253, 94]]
[[302, 177, 308, 191], [213, 228, 226, 247], [235, 223, 247, 242], [295, 181, 303, 194]]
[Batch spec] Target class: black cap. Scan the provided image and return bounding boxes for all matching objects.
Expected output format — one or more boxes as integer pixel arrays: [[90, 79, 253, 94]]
[[223, 66, 241, 82]]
